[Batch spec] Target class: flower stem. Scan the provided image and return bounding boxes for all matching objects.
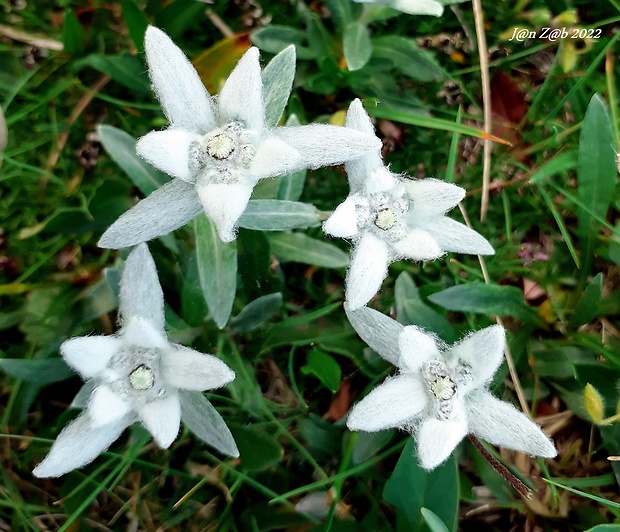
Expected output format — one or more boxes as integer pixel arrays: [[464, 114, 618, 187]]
[[468, 435, 533, 500]]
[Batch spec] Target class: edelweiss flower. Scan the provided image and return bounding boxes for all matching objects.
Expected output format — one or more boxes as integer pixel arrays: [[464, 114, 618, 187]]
[[353, 0, 444, 17], [33, 244, 237, 478], [346, 306, 557, 470], [323, 100, 494, 309], [99, 27, 379, 246]]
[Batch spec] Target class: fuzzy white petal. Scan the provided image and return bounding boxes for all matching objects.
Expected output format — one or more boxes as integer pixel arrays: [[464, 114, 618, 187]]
[[364, 168, 399, 195], [346, 233, 391, 310], [344, 305, 404, 366], [88, 385, 132, 427], [416, 415, 467, 470], [138, 393, 181, 448], [119, 243, 165, 331], [323, 197, 359, 238], [33, 412, 131, 478], [218, 47, 265, 131], [398, 326, 441, 373], [61, 336, 122, 378], [422, 217, 495, 256], [404, 178, 464, 216], [347, 375, 427, 432], [98, 179, 203, 249], [123, 316, 168, 349], [354, 0, 443, 16], [144, 27, 216, 133], [450, 325, 505, 391], [466, 390, 557, 458], [197, 183, 253, 243], [136, 130, 198, 183], [250, 136, 302, 180], [273, 124, 381, 170], [392, 228, 444, 261], [161, 346, 235, 391], [344, 99, 384, 190]]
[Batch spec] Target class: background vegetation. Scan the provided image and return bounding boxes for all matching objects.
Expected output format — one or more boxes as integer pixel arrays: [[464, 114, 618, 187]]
[[0, 0, 619, 530]]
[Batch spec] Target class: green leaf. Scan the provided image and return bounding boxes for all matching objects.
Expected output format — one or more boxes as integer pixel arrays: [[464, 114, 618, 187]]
[[352, 430, 395, 465], [262, 45, 296, 128], [383, 439, 458, 532], [428, 283, 544, 326], [230, 293, 283, 333], [238, 200, 320, 231], [277, 115, 307, 201], [155, 0, 205, 39], [121, 0, 149, 51], [179, 391, 238, 457], [267, 233, 349, 268], [343, 22, 372, 71], [300, 348, 342, 392], [570, 273, 603, 327], [306, 15, 339, 75], [194, 216, 237, 329], [529, 151, 577, 184], [62, 10, 84, 55], [0, 358, 74, 384], [421, 508, 450, 532], [74, 53, 150, 93], [372, 36, 444, 82], [98, 125, 170, 196], [577, 95, 617, 271], [251, 25, 314, 60], [229, 424, 283, 472], [326, 0, 354, 32], [20, 287, 78, 346], [395, 272, 456, 342], [584, 525, 620, 532]]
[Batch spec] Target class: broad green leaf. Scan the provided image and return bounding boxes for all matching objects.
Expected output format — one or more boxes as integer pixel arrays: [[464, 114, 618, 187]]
[[238, 200, 320, 231], [62, 10, 84, 55], [121, 0, 149, 51], [155, 0, 205, 39], [179, 391, 238, 457], [237, 229, 280, 302], [229, 424, 283, 472], [81, 268, 121, 322], [300, 348, 342, 392], [251, 26, 314, 60], [577, 95, 617, 270], [428, 283, 544, 326], [372, 36, 443, 82], [570, 273, 603, 327], [421, 508, 450, 532], [98, 125, 170, 195], [262, 45, 296, 128], [584, 525, 620, 532], [352, 430, 395, 464], [75, 53, 150, 93], [20, 287, 78, 346], [383, 439, 458, 532], [194, 216, 237, 329], [0, 358, 74, 384], [306, 15, 339, 75], [277, 115, 307, 201], [343, 23, 372, 71], [230, 293, 283, 333], [394, 272, 456, 342], [267, 233, 349, 268], [326, 0, 354, 32]]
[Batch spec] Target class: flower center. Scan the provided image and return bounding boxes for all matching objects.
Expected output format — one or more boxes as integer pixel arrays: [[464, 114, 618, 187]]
[[374, 208, 397, 230], [129, 364, 155, 391], [429, 375, 456, 401], [206, 133, 236, 160]]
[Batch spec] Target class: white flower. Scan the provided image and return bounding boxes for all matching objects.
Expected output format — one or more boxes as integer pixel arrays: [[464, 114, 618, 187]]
[[353, 0, 444, 17], [346, 306, 557, 470], [98, 27, 380, 246], [323, 100, 494, 309], [33, 244, 238, 478]]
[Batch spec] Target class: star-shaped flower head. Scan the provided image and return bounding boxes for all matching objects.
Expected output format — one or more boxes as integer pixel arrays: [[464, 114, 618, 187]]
[[345, 306, 557, 470], [353, 0, 444, 16], [323, 100, 494, 309], [99, 27, 380, 246], [33, 244, 238, 478]]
